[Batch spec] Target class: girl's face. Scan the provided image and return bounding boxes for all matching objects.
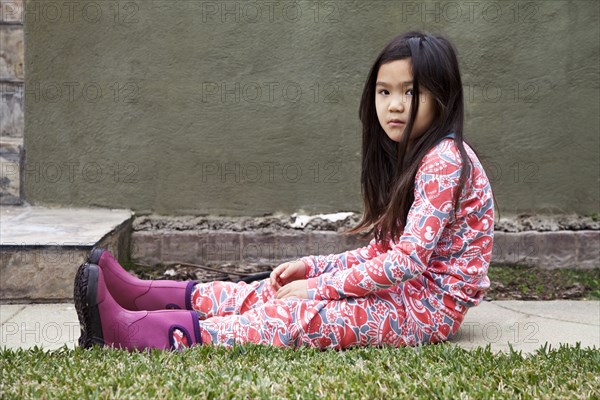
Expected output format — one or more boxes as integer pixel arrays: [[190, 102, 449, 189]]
[[375, 59, 435, 144]]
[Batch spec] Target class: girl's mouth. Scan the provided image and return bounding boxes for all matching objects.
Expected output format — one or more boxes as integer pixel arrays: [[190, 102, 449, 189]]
[[389, 120, 405, 127]]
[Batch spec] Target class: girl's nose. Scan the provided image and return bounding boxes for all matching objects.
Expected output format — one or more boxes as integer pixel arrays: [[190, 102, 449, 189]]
[[388, 96, 405, 112]]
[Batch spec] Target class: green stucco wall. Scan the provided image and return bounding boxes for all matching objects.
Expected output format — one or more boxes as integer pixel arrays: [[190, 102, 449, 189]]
[[23, 0, 599, 216]]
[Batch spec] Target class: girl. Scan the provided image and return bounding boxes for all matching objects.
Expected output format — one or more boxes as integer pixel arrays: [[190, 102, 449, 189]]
[[74, 31, 495, 351]]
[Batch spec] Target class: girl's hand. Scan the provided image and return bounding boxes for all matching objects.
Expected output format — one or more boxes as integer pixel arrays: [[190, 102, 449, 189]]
[[276, 280, 309, 299], [270, 260, 306, 291]]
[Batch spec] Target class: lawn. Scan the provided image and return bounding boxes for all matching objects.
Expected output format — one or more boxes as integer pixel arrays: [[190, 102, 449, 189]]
[[1, 342, 598, 399]]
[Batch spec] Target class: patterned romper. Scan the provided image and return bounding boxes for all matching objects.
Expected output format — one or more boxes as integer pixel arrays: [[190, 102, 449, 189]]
[[186, 135, 495, 349]]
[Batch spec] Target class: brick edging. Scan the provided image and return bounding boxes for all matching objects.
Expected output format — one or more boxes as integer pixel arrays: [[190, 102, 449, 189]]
[[492, 230, 599, 269], [131, 230, 600, 269]]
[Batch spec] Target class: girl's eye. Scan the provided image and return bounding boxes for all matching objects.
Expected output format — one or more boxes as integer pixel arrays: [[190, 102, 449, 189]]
[[378, 89, 389, 95], [405, 89, 414, 96]]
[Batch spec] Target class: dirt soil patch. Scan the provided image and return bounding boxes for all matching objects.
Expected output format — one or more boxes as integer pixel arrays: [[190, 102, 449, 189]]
[[132, 213, 599, 232], [485, 265, 599, 301]]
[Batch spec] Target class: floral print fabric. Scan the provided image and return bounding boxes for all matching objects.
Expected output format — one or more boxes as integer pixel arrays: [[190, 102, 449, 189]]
[[188, 137, 494, 349]]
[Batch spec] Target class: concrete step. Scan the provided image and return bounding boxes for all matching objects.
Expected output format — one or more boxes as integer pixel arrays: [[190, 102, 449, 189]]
[[0, 205, 133, 302]]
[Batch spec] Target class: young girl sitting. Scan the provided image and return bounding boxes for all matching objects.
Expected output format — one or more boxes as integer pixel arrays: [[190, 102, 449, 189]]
[[75, 31, 495, 351]]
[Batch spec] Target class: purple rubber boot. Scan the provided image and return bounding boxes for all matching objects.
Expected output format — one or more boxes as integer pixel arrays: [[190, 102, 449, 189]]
[[74, 262, 202, 351], [87, 247, 196, 311]]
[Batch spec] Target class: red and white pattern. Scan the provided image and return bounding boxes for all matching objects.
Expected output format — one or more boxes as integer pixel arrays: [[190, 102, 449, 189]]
[[186, 137, 494, 349], [171, 329, 189, 351]]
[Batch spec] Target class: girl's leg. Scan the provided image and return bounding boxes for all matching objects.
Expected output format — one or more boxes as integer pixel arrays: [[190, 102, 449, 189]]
[[196, 297, 319, 347], [194, 287, 461, 349], [90, 248, 196, 311], [294, 288, 460, 348], [91, 247, 277, 314], [194, 295, 402, 349], [190, 278, 278, 319], [297, 292, 410, 349], [196, 291, 409, 349], [75, 262, 202, 351]]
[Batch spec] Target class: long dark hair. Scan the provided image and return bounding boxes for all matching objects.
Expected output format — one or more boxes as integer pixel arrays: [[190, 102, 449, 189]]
[[349, 31, 499, 243]]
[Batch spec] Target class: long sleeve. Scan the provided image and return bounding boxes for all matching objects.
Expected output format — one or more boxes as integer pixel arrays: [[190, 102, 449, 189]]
[[306, 149, 464, 300], [300, 237, 386, 279]]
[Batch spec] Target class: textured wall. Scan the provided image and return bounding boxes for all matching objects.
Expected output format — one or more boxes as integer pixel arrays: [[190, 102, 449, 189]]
[[1, 0, 24, 204], [23, 0, 599, 216]]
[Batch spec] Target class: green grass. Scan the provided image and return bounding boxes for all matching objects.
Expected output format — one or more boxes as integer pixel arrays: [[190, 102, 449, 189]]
[[560, 269, 600, 299], [1, 343, 598, 399]]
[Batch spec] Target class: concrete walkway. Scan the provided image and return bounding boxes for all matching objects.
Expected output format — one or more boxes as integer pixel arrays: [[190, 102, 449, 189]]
[[1, 300, 598, 353]]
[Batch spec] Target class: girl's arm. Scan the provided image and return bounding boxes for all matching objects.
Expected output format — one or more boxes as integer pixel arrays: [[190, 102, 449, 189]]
[[306, 152, 465, 300], [299, 237, 386, 279]]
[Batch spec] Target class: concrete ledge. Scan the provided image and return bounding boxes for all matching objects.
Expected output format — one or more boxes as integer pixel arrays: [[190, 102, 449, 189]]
[[0, 206, 133, 302], [131, 229, 599, 269]]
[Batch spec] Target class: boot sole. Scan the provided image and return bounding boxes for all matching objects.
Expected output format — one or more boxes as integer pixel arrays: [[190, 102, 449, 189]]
[[87, 247, 105, 265], [73, 262, 104, 348]]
